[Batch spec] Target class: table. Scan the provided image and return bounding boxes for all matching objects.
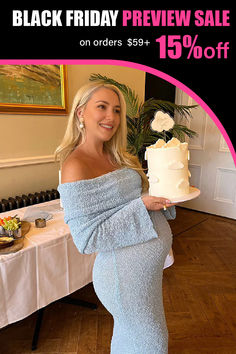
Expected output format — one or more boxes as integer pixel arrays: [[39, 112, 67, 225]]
[[0, 199, 96, 329], [0, 198, 174, 330]]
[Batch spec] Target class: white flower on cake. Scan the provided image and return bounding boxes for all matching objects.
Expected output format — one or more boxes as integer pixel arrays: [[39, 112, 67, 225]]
[[151, 111, 175, 132]]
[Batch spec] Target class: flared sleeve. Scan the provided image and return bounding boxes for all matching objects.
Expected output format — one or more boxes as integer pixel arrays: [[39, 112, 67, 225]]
[[161, 206, 176, 220], [58, 168, 158, 254]]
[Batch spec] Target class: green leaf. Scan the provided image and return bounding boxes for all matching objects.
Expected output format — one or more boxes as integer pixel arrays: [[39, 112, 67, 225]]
[[89, 74, 141, 118]]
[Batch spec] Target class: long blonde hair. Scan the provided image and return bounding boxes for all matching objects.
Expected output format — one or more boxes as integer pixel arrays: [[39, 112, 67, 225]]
[[55, 82, 149, 192]]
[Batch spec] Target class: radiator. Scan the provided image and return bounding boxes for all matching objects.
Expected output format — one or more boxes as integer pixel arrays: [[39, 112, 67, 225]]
[[0, 189, 60, 212]]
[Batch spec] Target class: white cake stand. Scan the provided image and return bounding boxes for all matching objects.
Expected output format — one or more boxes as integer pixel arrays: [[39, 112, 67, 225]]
[[170, 186, 200, 203]]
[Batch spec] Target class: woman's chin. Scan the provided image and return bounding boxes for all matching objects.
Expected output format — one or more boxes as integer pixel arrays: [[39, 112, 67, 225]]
[[99, 129, 116, 141], [102, 135, 114, 142]]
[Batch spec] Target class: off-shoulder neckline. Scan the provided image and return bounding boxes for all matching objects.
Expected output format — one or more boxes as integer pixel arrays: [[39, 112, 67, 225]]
[[58, 167, 130, 187]]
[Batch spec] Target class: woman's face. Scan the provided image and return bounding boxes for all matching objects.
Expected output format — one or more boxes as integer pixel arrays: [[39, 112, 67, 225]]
[[78, 87, 121, 143]]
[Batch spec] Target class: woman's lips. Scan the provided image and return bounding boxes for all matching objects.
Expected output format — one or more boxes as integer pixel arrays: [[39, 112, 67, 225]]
[[99, 123, 113, 130]]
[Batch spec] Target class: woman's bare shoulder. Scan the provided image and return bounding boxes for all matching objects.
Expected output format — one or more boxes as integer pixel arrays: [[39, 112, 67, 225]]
[[61, 153, 91, 183]]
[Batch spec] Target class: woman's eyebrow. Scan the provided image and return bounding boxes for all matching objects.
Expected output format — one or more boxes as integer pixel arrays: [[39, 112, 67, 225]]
[[95, 100, 120, 107]]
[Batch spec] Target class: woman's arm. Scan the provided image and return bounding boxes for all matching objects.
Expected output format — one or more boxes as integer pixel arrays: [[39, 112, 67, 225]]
[[67, 197, 159, 254]]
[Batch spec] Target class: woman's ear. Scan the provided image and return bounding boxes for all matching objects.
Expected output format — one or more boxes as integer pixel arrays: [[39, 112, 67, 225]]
[[76, 107, 83, 119]]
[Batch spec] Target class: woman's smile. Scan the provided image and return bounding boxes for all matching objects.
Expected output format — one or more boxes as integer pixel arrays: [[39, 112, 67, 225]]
[[99, 122, 114, 130]]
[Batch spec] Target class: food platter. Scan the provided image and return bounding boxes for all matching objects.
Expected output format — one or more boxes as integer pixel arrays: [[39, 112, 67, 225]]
[[170, 186, 201, 203], [0, 221, 31, 255]]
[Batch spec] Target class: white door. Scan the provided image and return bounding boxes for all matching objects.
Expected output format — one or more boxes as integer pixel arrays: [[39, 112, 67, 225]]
[[175, 89, 236, 220]]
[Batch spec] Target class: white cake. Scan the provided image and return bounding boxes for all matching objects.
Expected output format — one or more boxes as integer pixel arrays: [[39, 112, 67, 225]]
[[145, 137, 191, 200]]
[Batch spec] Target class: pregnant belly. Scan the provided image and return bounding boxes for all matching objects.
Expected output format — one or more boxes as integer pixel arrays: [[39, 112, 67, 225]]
[[93, 210, 172, 317]]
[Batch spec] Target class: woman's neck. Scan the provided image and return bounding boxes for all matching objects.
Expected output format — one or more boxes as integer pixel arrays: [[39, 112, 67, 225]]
[[77, 140, 105, 159]]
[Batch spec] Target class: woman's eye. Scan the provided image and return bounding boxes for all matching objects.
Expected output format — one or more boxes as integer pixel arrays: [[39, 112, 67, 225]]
[[98, 104, 105, 109]]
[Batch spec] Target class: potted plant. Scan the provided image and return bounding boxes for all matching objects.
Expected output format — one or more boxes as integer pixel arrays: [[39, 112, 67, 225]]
[[89, 74, 197, 164]]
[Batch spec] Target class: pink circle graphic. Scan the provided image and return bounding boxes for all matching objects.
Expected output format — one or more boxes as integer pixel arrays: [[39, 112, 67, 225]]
[[1, 59, 235, 167]]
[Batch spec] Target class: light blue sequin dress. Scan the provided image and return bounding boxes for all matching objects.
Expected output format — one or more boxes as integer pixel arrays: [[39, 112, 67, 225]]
[[58, 168, 176, 354]]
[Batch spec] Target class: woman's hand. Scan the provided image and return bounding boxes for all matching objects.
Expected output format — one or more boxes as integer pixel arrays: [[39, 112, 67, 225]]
[[141, 195, 176, 211]]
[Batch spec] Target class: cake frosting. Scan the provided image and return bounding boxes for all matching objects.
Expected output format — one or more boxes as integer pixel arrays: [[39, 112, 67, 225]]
[[145, 137, 191, 200]]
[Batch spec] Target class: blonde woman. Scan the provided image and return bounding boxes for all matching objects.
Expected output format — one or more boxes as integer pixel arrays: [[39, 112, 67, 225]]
[[56, 82, 176, 353]]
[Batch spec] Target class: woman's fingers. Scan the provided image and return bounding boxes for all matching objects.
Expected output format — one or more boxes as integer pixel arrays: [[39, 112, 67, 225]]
[[153, 198, 176, 209], [141, 195, 177, 210], [153, 197, 171, 205]]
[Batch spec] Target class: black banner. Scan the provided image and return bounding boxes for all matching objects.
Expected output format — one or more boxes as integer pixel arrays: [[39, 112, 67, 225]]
[[1, 5, 235, 150]]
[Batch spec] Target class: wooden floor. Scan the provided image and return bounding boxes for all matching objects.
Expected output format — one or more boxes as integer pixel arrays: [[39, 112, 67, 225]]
[[1, 207, 236, 353]]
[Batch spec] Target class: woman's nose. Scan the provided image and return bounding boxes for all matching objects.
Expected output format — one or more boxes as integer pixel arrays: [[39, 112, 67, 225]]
[[106, 108, 115, 120]]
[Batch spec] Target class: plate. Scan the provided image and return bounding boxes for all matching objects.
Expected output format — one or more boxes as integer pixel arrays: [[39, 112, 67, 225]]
[[170, 186, 201, 203], [0, 236, 14, 249]]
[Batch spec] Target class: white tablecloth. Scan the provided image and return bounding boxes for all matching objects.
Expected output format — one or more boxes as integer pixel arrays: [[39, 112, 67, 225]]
[[0, 199, 96, 329]]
